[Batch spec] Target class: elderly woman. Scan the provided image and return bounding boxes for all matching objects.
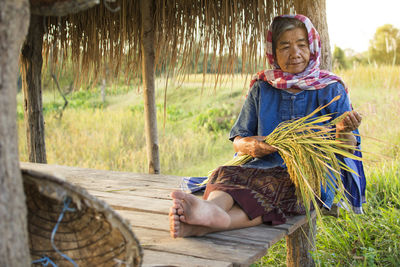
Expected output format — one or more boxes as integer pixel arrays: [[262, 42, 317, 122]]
[[169, 14, 365, 238]]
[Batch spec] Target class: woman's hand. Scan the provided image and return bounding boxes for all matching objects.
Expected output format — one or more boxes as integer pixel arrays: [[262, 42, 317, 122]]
[[336, 110, 362, 133], [233, 136, 277, 158], [335, 110, 362, 154]]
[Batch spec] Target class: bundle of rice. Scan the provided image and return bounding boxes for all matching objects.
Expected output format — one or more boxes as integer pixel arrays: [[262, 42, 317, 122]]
[[205, 95, 361, 218]]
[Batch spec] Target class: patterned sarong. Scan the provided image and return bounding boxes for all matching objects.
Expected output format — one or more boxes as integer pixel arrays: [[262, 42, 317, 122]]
[[203, 166, 306, 225]]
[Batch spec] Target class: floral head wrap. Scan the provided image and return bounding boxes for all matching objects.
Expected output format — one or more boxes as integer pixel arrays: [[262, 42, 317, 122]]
[[250, 14, 348, 93]]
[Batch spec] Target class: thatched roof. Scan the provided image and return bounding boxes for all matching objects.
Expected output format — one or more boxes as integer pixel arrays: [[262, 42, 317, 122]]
[[31, 0, 100, 16], [39, 0, 296, 87]]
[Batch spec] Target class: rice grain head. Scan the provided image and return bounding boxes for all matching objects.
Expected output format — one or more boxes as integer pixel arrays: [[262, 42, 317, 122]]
[[203, 95, 362, 222]]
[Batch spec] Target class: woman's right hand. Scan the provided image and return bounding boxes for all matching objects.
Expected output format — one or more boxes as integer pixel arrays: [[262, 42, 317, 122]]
[[336, 110, 362, 133], [233, 136, 277, 158]]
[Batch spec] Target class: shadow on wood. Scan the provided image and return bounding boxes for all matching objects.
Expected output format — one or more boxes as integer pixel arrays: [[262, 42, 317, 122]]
[[21, 162, 317, 267]]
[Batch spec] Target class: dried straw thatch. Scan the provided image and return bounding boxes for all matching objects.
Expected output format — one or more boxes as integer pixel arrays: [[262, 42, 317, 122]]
[[42, 0, 296, 87], [31, 0, 100, 16]]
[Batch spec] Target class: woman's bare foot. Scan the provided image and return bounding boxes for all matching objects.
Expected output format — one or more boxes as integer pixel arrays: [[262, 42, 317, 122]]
[[169, 190, 231, 238], [169, 209, 209, 238]]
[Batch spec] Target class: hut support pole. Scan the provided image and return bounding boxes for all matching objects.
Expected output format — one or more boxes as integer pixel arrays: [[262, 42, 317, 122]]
[[140, 0, 160, 174], [0, 0, 31, 265], [286, 217, 316, 266], [294, 0, 332, 70], [288, 2, 331, 266], [20, 14, 47, 163]]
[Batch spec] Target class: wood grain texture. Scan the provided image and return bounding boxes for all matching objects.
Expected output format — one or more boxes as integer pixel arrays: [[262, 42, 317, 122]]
[[286, 217, 317, 267], [140, 0, 160, 174], [20, 162, 315, 266], [294, 0, 332, 71], [20, 15, 47, 163], [0, 1, 31, 265], [142, 250, 233, 267]]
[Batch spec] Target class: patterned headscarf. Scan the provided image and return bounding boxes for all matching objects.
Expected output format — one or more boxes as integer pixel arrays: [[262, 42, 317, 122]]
[[250, 14, 347, 93]]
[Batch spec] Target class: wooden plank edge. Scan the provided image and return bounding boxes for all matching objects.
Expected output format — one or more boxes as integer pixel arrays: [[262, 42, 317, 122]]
[[142, 249, 233, 267], [271, 212, 316, 235]]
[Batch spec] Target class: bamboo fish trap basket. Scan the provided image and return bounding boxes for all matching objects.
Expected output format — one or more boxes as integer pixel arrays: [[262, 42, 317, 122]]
[[22, 168, 142, 266]]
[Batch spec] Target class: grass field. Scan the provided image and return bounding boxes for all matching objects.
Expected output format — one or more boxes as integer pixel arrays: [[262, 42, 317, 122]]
[[17, 65, 400, 266]]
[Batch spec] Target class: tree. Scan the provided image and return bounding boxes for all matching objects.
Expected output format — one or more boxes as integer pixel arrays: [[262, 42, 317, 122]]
[[0, 0, 31, 265], [20, 14, 47, 163], [141, 0, 160, 174], [291, 2, 331, 265], [294, 0, 332, 70], [369, 24, 400, 65], [332, 45, 348, 69]]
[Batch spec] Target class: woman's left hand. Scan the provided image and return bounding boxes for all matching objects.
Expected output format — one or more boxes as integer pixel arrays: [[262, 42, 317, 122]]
[[336, 110, 362, 133]]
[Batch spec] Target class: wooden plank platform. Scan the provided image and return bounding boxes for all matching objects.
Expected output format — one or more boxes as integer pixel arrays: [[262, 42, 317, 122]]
[[21, 162, 312, 267]]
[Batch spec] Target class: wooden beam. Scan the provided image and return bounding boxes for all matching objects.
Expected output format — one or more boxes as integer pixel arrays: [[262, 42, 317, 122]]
[[20, 14, 47, 163], [0, 0, 31, 265], [140, 0, 160, 174], [287, 3, 331, 263], [286, 217, 316, 267], [294, 0, 332, 70]]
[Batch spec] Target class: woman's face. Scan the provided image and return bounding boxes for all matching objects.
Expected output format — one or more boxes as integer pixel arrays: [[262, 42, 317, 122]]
[[275, 27, 310, 74]]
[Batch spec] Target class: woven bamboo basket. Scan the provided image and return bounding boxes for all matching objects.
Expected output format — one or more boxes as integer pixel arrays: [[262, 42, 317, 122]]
[[22, 168, 142, 267], [30, 0, 100, 16]]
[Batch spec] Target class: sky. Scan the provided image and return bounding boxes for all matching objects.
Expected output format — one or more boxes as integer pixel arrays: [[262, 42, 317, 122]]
[[326, 0, 400, 53]]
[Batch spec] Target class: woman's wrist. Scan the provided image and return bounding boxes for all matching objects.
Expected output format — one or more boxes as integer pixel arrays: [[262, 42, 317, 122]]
[[336, 130, 352, 136], [233, 136, 276, 158]]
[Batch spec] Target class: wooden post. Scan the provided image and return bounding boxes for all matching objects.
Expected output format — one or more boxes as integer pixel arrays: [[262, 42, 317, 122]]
[[20, 14, 47, 163], [287, 3, 332, 265], [294, 0, 332, 70], [286, 217, 316, 267], [140, 0, 160, 174], [0, 0, 31, 265]]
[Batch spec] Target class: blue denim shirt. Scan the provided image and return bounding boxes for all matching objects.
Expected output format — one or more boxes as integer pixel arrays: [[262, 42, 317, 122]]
[[229, 81, 365, 212]]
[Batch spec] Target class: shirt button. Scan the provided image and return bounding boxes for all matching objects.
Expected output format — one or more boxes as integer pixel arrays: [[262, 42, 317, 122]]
[[291, 96, 296, 100]]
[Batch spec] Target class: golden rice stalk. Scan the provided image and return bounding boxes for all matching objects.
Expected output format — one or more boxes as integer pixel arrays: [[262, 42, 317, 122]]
[[203, 95, 361, 219]]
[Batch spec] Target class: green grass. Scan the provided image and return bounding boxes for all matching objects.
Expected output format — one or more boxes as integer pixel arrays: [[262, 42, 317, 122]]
[[313, 162, 400, 266], [18, 74, 245, 175], [17, 66, 400, 266], [254, 66, 400, 267]]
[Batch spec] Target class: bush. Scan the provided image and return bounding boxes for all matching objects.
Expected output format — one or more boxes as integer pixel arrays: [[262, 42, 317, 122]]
[[193, 105, 236, 132]]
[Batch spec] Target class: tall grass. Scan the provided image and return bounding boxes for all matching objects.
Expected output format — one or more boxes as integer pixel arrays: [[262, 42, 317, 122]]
[[313, 162, 400, 266], [336, 65, 400, 167], [18, 74, 247, 175], [18, 65, 400, 266], [254, 65, 400, 266]]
